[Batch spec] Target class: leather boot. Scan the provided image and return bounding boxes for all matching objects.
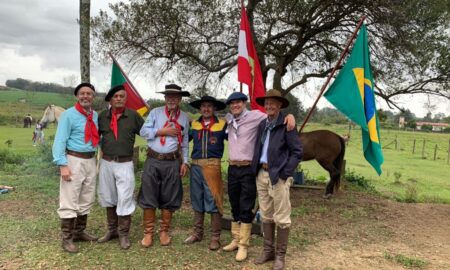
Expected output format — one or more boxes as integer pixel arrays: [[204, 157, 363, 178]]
[[98, 207, 118, 243], [61, 218, 78, 253], [235, 222, 252, 262], [159, 209, 173, 246], [141, 208, 156, 248], [73, 214, 98, 242], [184, 211, 204, 244], [222, 221, 240, 251], [118, 215, 132, 250], [254, 222, 276, 264], [209, 213, 222, 250], [273, 227, 290, 270]]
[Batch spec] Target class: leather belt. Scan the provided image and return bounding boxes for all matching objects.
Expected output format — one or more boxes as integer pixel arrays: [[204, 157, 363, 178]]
[[191, 158, 221, 166], [261, 163, 269, 171], [102, 155, 133, 163], [66, 150, 95, 159], [147, 148, 180, 161], [228, 160, 251, 167]]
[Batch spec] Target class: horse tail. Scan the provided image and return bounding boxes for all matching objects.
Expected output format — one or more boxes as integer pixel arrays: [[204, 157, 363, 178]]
[[333, 135, 346, 191]]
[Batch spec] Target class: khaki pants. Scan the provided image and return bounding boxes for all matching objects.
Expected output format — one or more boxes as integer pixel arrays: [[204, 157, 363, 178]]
[[256, 169, 292, 229], [57, 155, 97, 218]]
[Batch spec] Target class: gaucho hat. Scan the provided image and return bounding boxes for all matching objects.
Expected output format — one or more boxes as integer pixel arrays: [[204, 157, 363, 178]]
[[189, 95, 226, 111], [157, 83, 190, 97], [255, 89, 289, 108]]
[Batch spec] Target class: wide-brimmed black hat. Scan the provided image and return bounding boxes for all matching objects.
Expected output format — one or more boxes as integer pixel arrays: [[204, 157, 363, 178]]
[[255, 89, 289, 108], [74, 82, 95, 96], [105, 85, 126, 101], [189, 96, 226, 111], [157, 83, 190, 97]]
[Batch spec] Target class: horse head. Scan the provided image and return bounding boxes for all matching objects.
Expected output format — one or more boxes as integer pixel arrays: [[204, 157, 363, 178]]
[[40, 105, 56, 128]]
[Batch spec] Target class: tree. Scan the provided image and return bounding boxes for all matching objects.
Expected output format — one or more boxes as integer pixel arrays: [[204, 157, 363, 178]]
[[92, 0, 450, 108], [80, 0, 91, 83]]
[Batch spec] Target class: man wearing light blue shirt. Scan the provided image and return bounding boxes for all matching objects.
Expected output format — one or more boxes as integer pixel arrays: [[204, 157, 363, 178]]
[[52, 82, 99, 253], [139, 84, 190, 248]]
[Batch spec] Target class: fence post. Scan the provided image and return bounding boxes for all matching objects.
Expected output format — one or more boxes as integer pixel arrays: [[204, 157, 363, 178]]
[[395, 135, 398, 150], [447, 139, 450, 164], [422, 139, 426, 159], [434, 144, 438, 161], [412, 139, 416, 154]]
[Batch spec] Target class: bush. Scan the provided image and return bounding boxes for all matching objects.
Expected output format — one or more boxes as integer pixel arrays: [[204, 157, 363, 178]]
[[0, 149, 24, 169], [344, 170, 376, 191]]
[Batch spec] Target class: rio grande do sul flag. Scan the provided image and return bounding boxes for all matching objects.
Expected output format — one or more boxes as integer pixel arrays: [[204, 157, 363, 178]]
[[324, 24, 384, 175], [110, 61, 149, 116], [237, 4, 265, 112]]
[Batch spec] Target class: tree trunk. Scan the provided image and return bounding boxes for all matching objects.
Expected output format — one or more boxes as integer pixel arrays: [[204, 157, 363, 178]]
[[80, 0, 91, 83]]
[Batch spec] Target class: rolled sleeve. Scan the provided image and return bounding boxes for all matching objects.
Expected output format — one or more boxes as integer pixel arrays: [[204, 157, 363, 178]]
[[140, 109, 158, 140], [52, 112, 71, 166]]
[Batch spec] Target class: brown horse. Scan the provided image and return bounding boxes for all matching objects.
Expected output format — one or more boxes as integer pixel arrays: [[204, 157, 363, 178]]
[[299, 130, 346, 198]]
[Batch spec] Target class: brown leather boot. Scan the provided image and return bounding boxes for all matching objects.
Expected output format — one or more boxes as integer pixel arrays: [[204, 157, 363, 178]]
[[159, 209, 173, 246], [73, 215, 98, 242], [209, 213, 222, 250], [98, 207, 118, 243], [254, 222, 275, 264], [184, 211, 204, 244], [273, 227, 290, 270], [222, 221, 240, 251], [61, 218, 78, 253], [141, 208, 156, 248], [118, 215, 132, 250]]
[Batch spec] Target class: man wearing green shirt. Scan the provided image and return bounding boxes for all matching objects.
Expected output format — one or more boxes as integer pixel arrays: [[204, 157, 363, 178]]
[[97, 85, 145, 249]]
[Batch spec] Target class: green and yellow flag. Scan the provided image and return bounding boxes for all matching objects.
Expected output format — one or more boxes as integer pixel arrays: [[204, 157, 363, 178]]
[[324, 24, 384, 175]]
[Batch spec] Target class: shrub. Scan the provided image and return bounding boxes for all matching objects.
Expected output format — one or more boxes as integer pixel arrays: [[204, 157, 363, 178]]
[[0, 149, 24, 169], [344, 170, 376, 191], [404, 184, 418, 203]]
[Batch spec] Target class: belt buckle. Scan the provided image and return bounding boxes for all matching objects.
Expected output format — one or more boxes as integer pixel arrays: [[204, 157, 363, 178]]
[[157, 153, 164, 160], [113, 156, 120, 162]]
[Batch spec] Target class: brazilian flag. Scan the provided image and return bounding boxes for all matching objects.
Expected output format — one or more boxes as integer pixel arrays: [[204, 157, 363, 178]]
[[324, 24, 384, 175]]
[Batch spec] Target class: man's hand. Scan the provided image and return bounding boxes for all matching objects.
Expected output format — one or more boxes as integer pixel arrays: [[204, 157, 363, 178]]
[[180, 163, 189, 178], [284, 114, 296, 131], [157, 127, 180, 137], [60, 166, 72, 182]]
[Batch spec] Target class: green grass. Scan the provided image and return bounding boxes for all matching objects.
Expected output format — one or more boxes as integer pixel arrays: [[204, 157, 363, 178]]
[[300, 123, 450, 203], [384, 252, 428, 269]]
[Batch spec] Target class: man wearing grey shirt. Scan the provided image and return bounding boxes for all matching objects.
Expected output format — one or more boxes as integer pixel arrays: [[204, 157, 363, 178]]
[[139, 84, 190, 247]]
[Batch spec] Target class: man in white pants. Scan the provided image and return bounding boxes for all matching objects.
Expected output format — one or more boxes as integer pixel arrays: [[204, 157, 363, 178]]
[[97, 85, 144, 249], [52, 82, 99, 253]]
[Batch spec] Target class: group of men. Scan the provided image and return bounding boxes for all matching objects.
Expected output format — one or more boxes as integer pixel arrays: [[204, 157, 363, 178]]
[[52, 82, 302, 270]]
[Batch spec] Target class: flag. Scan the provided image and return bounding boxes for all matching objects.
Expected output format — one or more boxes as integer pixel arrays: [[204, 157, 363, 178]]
[[324, 24, 384, 175], [111, 61, 149, 116], [238, 4, 265, 112]]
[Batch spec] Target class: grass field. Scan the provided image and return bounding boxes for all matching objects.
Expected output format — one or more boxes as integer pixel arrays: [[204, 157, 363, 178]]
[[1, 123, 449, 203]]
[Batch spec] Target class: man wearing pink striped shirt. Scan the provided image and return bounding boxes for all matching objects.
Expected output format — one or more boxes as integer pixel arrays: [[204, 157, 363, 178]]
[[222, 92, 295, 262]]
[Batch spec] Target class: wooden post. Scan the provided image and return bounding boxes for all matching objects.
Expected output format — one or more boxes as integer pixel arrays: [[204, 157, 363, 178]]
[[422, 139, 426, 159], [447, 139, 450, 164], [412, 139, 416, 154], [395, 135, 398, 150], [434, 144, 438, 160]]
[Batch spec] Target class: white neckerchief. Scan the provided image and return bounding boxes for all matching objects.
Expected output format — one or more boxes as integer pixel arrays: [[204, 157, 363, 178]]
[[228, 109, 248, 140]]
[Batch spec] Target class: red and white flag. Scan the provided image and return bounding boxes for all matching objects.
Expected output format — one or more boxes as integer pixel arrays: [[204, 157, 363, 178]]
[[237, 4, 265, 112]]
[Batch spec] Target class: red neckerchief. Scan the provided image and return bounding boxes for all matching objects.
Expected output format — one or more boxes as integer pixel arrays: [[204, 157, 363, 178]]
[[160, 106, 182, 145], [198, 117, 215, 141], [109, 107, 125, 140], [75, 102, 99, 147]]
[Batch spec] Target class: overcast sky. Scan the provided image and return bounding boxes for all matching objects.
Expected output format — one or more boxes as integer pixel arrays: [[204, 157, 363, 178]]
[[0, 0, 448, 118]]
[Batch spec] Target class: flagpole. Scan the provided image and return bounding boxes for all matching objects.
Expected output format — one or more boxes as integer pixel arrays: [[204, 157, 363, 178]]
[[298, 16, 366, 133], [108, 52, 150, 109]]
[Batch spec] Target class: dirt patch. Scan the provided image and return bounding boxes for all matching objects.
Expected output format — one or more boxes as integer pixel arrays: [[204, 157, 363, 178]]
[[282, 187, 450, 269]]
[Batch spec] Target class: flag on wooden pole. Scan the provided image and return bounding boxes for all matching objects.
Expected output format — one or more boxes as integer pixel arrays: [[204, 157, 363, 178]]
[[237, 4, 265, 112], [324, 24, 384, 175]]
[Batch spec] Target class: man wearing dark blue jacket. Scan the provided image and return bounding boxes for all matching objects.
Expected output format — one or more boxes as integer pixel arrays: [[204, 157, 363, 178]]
[[251, 89, 303, 270]]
